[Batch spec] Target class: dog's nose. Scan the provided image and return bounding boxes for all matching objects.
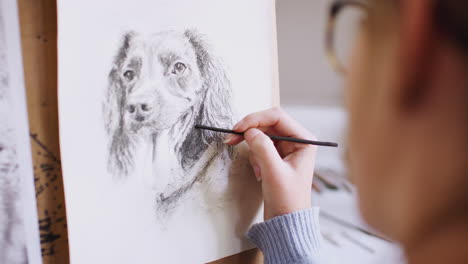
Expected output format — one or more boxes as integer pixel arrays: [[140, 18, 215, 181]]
[[127, 103, 151, 114], [126, 102, 152, 122]]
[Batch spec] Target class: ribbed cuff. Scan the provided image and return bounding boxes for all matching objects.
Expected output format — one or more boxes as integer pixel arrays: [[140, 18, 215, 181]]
[[246, 208, 322, 264]]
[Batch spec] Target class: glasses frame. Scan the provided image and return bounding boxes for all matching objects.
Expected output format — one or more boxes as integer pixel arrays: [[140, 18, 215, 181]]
[[326, 1, 468, 74], [326, 0, 369, 74]]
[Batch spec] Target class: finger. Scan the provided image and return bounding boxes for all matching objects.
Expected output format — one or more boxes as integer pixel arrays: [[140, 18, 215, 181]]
[[224, 127, 269, 146], [223, 134, 243, 145], [244, 128, 283, 172], [275, 132, 317, 156], [248, 152, 262, 181], [233, 107, 311, 139], [284, 146, 317, 180]]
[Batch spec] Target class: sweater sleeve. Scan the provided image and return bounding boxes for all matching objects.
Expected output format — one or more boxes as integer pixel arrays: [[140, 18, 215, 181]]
[[246, 208, 322, 264]]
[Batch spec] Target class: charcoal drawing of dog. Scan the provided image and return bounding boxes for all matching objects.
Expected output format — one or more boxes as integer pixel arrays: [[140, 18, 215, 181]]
[[103, 29, 234, 213]]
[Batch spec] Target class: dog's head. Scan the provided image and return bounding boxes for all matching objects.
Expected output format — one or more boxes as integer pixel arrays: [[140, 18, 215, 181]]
[[104, 29, 233, 177]]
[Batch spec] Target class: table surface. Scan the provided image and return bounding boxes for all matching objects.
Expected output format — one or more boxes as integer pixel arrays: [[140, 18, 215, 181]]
[[18, 0, 262, 263]]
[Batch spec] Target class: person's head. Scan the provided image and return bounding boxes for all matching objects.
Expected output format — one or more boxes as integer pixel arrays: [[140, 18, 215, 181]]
[[332, 0, 468, 246]]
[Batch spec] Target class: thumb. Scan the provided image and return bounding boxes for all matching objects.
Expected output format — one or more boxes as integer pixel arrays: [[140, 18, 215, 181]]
[[244, 128, 282, 170]]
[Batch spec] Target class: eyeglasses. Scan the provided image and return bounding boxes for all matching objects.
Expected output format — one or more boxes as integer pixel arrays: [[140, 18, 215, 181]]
[[326, 0, 370, 74], [326, 1, 468, 74]]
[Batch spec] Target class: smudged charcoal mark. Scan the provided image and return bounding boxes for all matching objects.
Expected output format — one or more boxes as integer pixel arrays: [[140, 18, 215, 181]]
[[41, 244, 56, 257], [34, 163, 59, 197], [40, 164, 54, 172], [36, 185, 44, 197], [30, 133, 67, 257], [30, 133, 60, 163], [39, 216, 60, 244], [49, 174, 57, 182]]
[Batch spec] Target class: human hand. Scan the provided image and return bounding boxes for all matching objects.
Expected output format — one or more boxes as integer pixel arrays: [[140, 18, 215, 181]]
[[224, 108, 317, 220]]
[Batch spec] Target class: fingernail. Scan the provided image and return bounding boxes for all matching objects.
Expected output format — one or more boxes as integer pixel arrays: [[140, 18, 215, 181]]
[[253, 166, 262, 181], [223, 134, 235, 144], [233, 123, 241, 131]]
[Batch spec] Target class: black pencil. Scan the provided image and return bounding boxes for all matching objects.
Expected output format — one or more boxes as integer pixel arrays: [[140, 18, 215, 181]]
[[195, 124, 339, 148]]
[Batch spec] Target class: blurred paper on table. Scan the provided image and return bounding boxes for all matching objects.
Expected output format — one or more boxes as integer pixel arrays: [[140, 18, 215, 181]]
[[0, 0, 42, 263]]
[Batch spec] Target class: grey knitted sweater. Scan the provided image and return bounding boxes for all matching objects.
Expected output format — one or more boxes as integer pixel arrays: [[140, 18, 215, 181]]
[[246, 208, 322, 264]]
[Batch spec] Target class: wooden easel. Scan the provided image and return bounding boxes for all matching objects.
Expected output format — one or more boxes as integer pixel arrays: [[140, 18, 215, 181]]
[[17, 0, 262, 263]]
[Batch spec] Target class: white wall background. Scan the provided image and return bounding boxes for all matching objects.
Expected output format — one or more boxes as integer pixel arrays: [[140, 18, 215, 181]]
[[276, 0, 344, 107]]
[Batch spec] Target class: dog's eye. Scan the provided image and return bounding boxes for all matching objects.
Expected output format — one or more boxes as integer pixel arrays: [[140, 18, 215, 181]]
[[123, 70, 135, 81], [172, 62, 187, 75]]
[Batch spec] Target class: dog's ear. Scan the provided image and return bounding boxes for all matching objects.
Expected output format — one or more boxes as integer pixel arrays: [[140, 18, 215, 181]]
[[103, 31, 135, 135], [184, 29, 234, 154], [103, 32, 136, 178]]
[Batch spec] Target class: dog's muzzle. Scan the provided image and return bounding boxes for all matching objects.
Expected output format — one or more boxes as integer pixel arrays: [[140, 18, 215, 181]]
[[126, 100, 152, 122]]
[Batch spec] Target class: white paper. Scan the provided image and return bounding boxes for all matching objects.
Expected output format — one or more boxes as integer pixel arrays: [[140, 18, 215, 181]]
[[57, 0, 279, 263], [0, 0, 42, 263]]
